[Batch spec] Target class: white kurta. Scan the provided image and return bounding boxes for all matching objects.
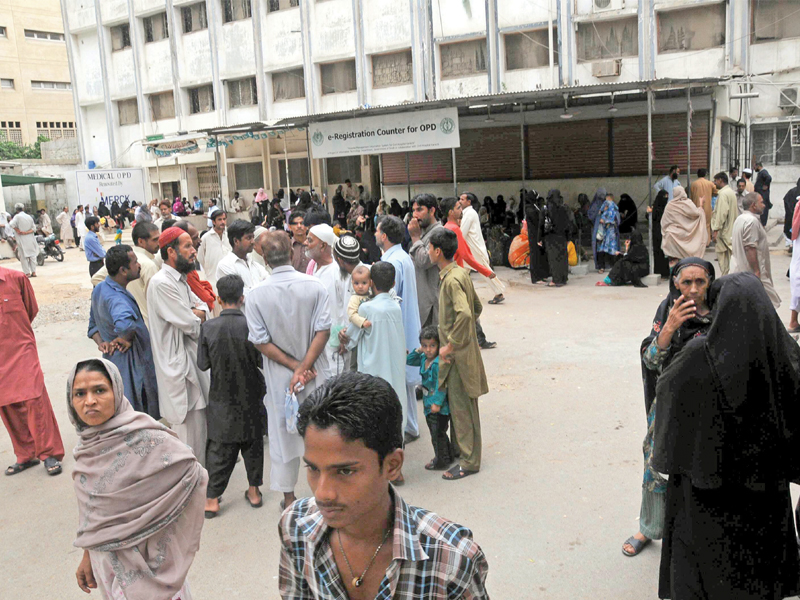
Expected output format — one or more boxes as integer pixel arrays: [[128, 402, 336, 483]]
[[196, 230, 231, 289], [75, 210, 87, 238], [460, 205, 506, 295], [146, 264, 210, 426], [792, 237, 800, 312], [215, 251, 269, 294], [245, 265, 332, 492], [8, 212, 38, 258], [313, 261, 348, 377], [55, 211, 71, 241], [39, 213, 52, 236]]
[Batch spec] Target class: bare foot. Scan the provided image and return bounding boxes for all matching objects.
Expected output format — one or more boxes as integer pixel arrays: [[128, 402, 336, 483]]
[[622, 532, 648, 555], [205, 497, 220, 514], [283, 492, 296, 509], [247, 486, 262, 505]]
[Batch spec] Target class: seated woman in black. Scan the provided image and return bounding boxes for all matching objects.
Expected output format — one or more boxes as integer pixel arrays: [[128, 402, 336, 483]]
[[596, 231, 650, 287]]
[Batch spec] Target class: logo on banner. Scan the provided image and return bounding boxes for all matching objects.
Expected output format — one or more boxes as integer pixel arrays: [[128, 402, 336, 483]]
[[440, 117, 456, 134], [312, 130, 324, 146]]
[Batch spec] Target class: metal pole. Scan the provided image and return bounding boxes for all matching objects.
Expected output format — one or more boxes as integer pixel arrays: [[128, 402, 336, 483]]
[[547, 0, 554, 88], [520, 103, 526, 188], [451, 147, 457, 197], [214, 135, 223, 211], [283, 132, 291, 201], [686, 86, 692, 189], [405, 152, 411, 203], [155, 152, 161, 201], [379, 154, 385, 202], [647, 88, 654, 275], [305, 128, 313, 192]]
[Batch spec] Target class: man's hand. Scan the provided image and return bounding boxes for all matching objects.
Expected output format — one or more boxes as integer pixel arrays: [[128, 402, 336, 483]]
[[407, 217, 421, 243], [76, 550, 96, 594], [356, 215, 366, 226], [191, 308, 206, 322], [488, 272, 497, 279], [97, 341, 114, 355], [363, 319, 372, 328], [712, 231, 718, 242], [430, 403, 441, 414], [439, 343, 454, 363], [111, 337, 132, 353], [338, 329, 350, 346]]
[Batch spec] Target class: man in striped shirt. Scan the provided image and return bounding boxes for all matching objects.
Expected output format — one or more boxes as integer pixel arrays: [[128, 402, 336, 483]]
[[279, 371, 489, 599]]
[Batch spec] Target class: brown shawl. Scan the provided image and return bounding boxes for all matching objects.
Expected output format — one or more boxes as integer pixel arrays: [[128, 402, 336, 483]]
[[660, 185, 709, 259], [68, 358, 207, 600]]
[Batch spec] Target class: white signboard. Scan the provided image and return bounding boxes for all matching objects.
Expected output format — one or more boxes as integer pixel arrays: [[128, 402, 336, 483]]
[[309, 107, 460, 158], [76, 168, 146, 208]]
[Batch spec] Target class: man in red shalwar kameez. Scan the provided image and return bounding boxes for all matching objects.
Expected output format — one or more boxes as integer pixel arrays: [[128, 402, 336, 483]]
[[0, 266, 65, 476]]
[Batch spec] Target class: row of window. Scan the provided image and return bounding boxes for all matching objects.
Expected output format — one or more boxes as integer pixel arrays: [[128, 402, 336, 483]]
[[0, 27, 64, 41], [0, 79, 71, 90], [230, 154, 361, 192]]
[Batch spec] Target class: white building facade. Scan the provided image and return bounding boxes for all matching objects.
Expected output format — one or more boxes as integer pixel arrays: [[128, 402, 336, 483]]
[[60, 0, 800, 213]]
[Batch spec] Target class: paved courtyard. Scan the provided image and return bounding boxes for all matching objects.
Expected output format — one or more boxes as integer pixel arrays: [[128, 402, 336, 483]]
[[1, 240, 797, 599]]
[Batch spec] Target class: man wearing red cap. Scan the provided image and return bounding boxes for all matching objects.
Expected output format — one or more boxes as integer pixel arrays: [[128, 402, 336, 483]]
[[146, 227, 211, 465]]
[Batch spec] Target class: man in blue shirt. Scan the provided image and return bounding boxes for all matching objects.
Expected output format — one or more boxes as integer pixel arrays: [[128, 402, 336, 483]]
[[83, 216, 106, 277], [654, 165, 681, 201], [88, 245, 159, 418]]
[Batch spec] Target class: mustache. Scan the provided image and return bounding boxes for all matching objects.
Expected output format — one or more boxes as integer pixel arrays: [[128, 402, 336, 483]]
[[317, 502, 346, 510]]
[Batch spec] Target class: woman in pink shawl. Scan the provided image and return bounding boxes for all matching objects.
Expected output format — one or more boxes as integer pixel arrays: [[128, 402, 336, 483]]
[[69, 358, 207, 600], [660, 185, 708, 263]]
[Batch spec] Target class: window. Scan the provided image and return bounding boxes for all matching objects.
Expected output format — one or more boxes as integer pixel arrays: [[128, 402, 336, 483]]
[[182, 3, 208, 33], [272, 69, 305, 101], [268, 0, 299, 12], [320, 60, 357, 95], [753, 0, 800, 42], [222, 0, 252, 23], [1, 78, 14, 89], [228, 77, 257, 108], [0, 26, 6, 37], [144, 13, 169, 43], [197, 165, 220, 198], [36, 121, 77, 140], [505, 29, 558, 70], [117, 98, 139, 125], [372, 50, 412, 88], [111, 24, 131, 51], [31, 81, 72, 90], [234, 162, 264, 189], [189, 85, 215, 114], [278, 158, 310, 187], [440, 39, 487, 79], [577, 18, 638, 61], [658, 4, 725, 53], [752, 124, 800, 165], [0, 122, 23, 144], [149, 91, 175, 120], [326, 156, 361, 184], [24, 29, 65, 41]]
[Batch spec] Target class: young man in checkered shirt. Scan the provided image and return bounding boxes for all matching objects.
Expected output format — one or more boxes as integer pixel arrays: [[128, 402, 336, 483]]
[[279, 371, 489, 599]]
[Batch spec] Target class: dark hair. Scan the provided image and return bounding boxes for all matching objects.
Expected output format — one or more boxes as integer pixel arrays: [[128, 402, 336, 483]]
[[420, 325, 440, 345], [211, 210, 227, 222], [439, 197, 459, 221], [161, 218, 177, 232], [714, 171, 729, 184], [669, 165, 678, 173], [173, 220, 190, 233], [697, 168, 707, 178], [462, 192, 479, 205], [105, 244, 133, 276], [376, 215, 404, 244], [412, 193, 438, 215], [85, 216, 100, 229], [132, 222, 158, 247], [737, 178, 747, 186], [428, 227, 458, 260], [345, 179, 351, 184], [304, 209, 332, 228], [289, 210, 306, 225], [297, 371, 403, 463], [370, 261, 395, 292], [756, 162, 763, 168], [227, 218, 255, 246], [75, 358, 111, 381], [159, 199, 171, 208], [217, 274, 244, 304]]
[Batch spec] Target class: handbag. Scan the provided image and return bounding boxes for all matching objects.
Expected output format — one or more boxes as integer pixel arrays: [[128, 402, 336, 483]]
[[596, 226, 605, 242], [543, 213, 554, 235]]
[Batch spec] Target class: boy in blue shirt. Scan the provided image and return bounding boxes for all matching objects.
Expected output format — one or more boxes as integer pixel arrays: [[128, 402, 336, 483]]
[[407, 326, 452, 470]]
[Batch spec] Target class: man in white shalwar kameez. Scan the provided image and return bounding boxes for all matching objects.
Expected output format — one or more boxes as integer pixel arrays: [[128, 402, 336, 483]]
[[9, 204, 39, 277], [246, 231, 331, 509], [146, 227, 210, 466], [37, 209, 52, 236], [459, 192, 506, 303], [74, 205, 87, 249], [55, 207, 73, 248], [196, 210, 230, 290]]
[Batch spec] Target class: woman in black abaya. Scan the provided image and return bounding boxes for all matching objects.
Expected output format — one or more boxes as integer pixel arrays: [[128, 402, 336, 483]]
[[654, 272, 800, 599], [601, 231, 650, 287], [524, 189, 550, 284], [542, 189, 570, 287], [618, 193, 638, 235], [650, 190, 671, 279]]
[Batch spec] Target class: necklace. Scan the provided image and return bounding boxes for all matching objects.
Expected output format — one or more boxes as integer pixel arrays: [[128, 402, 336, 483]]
[[337, 527, 392, 589]]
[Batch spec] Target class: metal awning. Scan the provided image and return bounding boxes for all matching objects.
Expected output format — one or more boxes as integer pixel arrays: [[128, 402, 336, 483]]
[[1, 173, 65, 187]]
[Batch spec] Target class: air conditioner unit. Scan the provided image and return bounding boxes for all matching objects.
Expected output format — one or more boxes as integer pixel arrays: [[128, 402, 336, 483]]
[[592, 59, 621, 78], [593, 0, 624, 13], [779, 88, 798, 110]]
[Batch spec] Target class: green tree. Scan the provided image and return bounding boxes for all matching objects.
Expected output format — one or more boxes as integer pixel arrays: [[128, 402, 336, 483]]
[[0, 135, 49, 160]]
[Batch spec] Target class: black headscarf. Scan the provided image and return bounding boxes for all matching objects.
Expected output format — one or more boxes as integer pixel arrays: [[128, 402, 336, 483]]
[[640, 257, 716, 415], [653, 272, 800, 490], [544, 189, 570, 238], [618, 193, 638, 234]]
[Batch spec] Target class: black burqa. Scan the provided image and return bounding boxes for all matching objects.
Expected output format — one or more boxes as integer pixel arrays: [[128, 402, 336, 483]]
[[651, 190, 670, 278], [653, 273, 800, 600], [542, 189, 570, 285], [608, 231, 650, 286], [524, 190, 550, 283], [618, 193, 638, 234], [783, 177, 800, 239]]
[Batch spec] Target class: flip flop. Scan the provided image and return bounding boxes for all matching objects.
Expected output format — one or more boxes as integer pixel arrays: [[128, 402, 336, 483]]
[[425, 458, 452, 471], [442, 464, 478, 481], [789, 326, 800, 333], [204, 510, 218, 519], [487, 296, 505, 305], [43, 457, 62, 476], [622, 536, 651, 557], [4, 459, 40, 476], [245, 490, 263, 508]]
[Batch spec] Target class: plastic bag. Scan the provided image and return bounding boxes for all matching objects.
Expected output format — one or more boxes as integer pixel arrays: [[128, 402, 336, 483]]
[[284, 385, 303, 434]]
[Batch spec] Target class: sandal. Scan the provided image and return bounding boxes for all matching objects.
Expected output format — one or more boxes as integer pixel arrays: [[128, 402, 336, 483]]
[[245, 490, 263, 508], [621, 536, 651, 557], [487, 295, 505, 305], [789, 326, 800, 333], [442, 464, 478, 481], [204, 510, 218, 519], [43, 457, 62, 476], [425, 458, 452, 471], [4, 459, 40, 476]]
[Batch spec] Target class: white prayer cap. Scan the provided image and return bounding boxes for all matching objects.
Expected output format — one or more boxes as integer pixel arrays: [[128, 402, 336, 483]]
[[742, 168, 753, 175], [14, 203, 24, 211], [308, 224, 337, 247], [254, 226, 268, 240]]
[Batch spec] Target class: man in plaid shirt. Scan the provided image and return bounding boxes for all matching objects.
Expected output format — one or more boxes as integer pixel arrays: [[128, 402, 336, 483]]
[[279, 371, 489, 599]]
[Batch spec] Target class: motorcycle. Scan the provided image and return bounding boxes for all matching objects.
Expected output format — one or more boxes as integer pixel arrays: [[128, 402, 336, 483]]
[[36, 233, 64, 265]]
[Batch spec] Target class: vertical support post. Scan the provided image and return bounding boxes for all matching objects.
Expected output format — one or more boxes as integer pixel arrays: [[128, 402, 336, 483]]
[[214, 135, 223, 210], [647, 88, 654, 275], [305, 128, 314, 192], [686, 86, 692, 189], [548, 0, 555, 88], [379, 154, 385, 202], [520, 103, 526, 188], [452, 147, 457, 197], [405, 152, 411, 203], [155, 153, 161, 200], [283, 132, 292, 200]]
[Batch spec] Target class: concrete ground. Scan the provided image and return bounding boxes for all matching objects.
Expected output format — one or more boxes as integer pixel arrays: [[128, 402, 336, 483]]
[[1, 237, 797, 599]]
